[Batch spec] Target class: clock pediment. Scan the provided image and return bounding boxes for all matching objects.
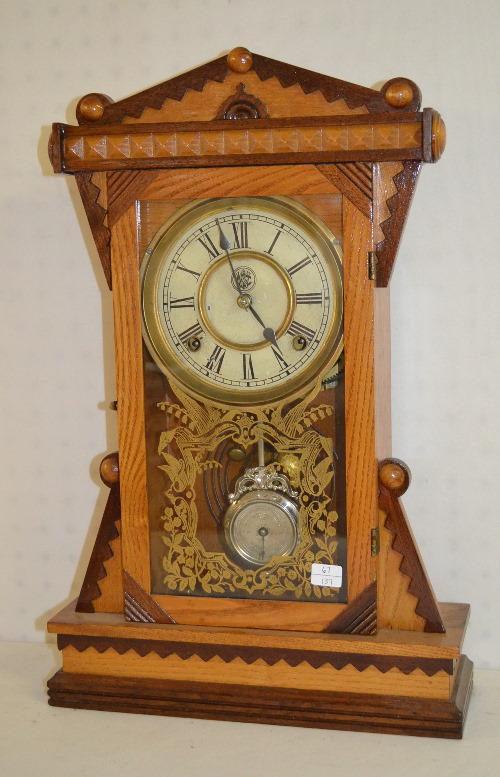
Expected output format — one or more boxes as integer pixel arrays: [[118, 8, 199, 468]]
[[73, 49, 421, 127]]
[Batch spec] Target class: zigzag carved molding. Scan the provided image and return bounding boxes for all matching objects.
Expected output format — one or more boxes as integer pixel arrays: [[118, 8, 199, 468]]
[[378, 459, 445, 633], [57, 633, 453, 676], [375, 160, 422, 287], [76, 482, 121, 613], [77, 53, 420, 127], [74, 172, 112, 289]]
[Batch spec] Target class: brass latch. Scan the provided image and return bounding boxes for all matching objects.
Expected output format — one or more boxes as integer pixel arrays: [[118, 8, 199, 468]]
[[368, 251, 378, 282], [371, 526, 380, 556]]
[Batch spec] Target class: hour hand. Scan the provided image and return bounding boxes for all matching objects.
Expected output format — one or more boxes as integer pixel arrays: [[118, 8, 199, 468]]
[[217, 219, 282, 353], [217, 220, 231, 254]]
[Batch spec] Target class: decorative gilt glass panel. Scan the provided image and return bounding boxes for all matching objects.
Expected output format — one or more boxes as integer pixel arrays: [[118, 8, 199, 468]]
[[139, 195, 347, 603]]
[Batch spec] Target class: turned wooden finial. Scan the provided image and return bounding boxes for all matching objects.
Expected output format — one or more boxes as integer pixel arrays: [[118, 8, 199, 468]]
[[76, 93, 112, 124], [227, 47, 253, 74], [431, 110, 447, 161], [100, 452, 120, 486], [384, 81, 414, 108], [379, 458, 411, 496]]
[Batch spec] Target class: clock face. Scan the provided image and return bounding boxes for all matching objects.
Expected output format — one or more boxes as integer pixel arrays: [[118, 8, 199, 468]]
[[141, 196, 343, 405], [224, 490, 299, 568]]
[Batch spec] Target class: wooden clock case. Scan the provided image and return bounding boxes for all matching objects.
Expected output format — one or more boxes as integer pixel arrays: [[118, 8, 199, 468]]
[[46, 47, 472, 738]]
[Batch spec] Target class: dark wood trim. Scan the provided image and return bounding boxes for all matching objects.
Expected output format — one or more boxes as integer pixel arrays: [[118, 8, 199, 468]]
[[123, 571, 176, 624], [73, 52, 420, 128], [49, 113, 425, 175], [107, 170, 161, 227], [378, 459, 445, 633], [74, 172, 111, 289], [75, 483, 121, 613], [322, 580, 377, 635], [78, 55, 230, 125], [47, 655, 472, 739], [57, 632, 453, 676], [375, 160, 422, 287], [58, 148, 423, 174], [317, 163, 372, 219], [58, 111, 426, 137]]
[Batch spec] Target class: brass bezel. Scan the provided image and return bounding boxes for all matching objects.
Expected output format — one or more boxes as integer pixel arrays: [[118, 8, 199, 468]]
[[224, 490, 299, 569], [141, 196, 343, 407], [198, 251, 295, 351]]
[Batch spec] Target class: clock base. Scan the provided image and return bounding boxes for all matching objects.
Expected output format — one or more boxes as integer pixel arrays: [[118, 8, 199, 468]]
[[47, 600, 472, 738], [47, 656, 472, 739]]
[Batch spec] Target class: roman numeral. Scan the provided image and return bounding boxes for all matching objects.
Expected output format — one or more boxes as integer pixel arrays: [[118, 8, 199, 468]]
[[206, 345, 226, 374], [178, 321, 203, 343], [197, 233, 219, 260], [242, 353, 255, 380], [296, 292, 322, 305], [272, 348, 289, 370], [288, 320, 315, 340], [168, 296, 195, 309], [267, 228, 282, 255], [177, 262, 201, 280], [287, 257, 312, 276], [232, 221, 248, 249]]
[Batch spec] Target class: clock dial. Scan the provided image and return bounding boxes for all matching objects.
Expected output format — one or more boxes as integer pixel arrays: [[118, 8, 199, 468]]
[[141, 196, 343, 405], [224, 490, 299, 568]]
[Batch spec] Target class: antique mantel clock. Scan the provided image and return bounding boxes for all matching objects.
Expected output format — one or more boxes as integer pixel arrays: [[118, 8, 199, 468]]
[[46, 47, 472, 737]]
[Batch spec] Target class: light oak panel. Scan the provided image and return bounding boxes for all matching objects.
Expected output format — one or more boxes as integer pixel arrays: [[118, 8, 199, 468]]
[[374, 287, 392, 460], [343, 199, 377, 599], [48, 600, 469, 660], [111, 209, 150, 589], [123, 70, 370, 124]]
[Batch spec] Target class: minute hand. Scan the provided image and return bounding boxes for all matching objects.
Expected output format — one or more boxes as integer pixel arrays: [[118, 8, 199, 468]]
[[216, 220, 282, 353]]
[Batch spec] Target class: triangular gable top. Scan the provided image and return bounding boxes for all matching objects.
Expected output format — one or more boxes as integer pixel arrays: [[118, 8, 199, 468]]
[[75, 47, 422, 126]]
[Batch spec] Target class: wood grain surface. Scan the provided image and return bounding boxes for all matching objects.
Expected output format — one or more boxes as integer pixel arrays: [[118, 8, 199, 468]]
[[46, 656, 473, 738]]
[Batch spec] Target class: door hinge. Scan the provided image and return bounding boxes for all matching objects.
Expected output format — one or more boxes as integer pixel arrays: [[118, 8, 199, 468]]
[[371, 526, 380, 556], [368, 251, 378, 282]]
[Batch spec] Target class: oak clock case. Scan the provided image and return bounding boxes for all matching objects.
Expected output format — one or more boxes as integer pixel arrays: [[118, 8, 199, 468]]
[[46, 47, 473, 739], [140, 194, 347, 602]]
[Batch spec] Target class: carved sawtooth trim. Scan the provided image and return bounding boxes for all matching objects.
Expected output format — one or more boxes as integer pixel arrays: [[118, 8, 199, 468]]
[[322, 580, 377, 635], [378, 482, 445, 633], [76, 483, 121, 613], [251, 53, 420, 114], [82, 52, 420, 127], [57, 633, 454, 676], [375, 160, 422, 287], [74, 172, 112, 289], [317, 163, 372, 219], [88, 56, 230, 125], [59, 115, 424, 174], [124, 570, 176, 624]]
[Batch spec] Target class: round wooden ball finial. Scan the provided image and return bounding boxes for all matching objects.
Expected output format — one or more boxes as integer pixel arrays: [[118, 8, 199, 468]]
[[100, 452, 120, 486], [431, 111, 447, 161], [384, 81, 414, 108], [227, 47, 253, 74], [379, 458, 410, 496], [76, 93, 112, 124]]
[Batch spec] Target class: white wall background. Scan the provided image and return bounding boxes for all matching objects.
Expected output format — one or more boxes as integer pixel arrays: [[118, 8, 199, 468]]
[[1, 0, 498, 668]]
